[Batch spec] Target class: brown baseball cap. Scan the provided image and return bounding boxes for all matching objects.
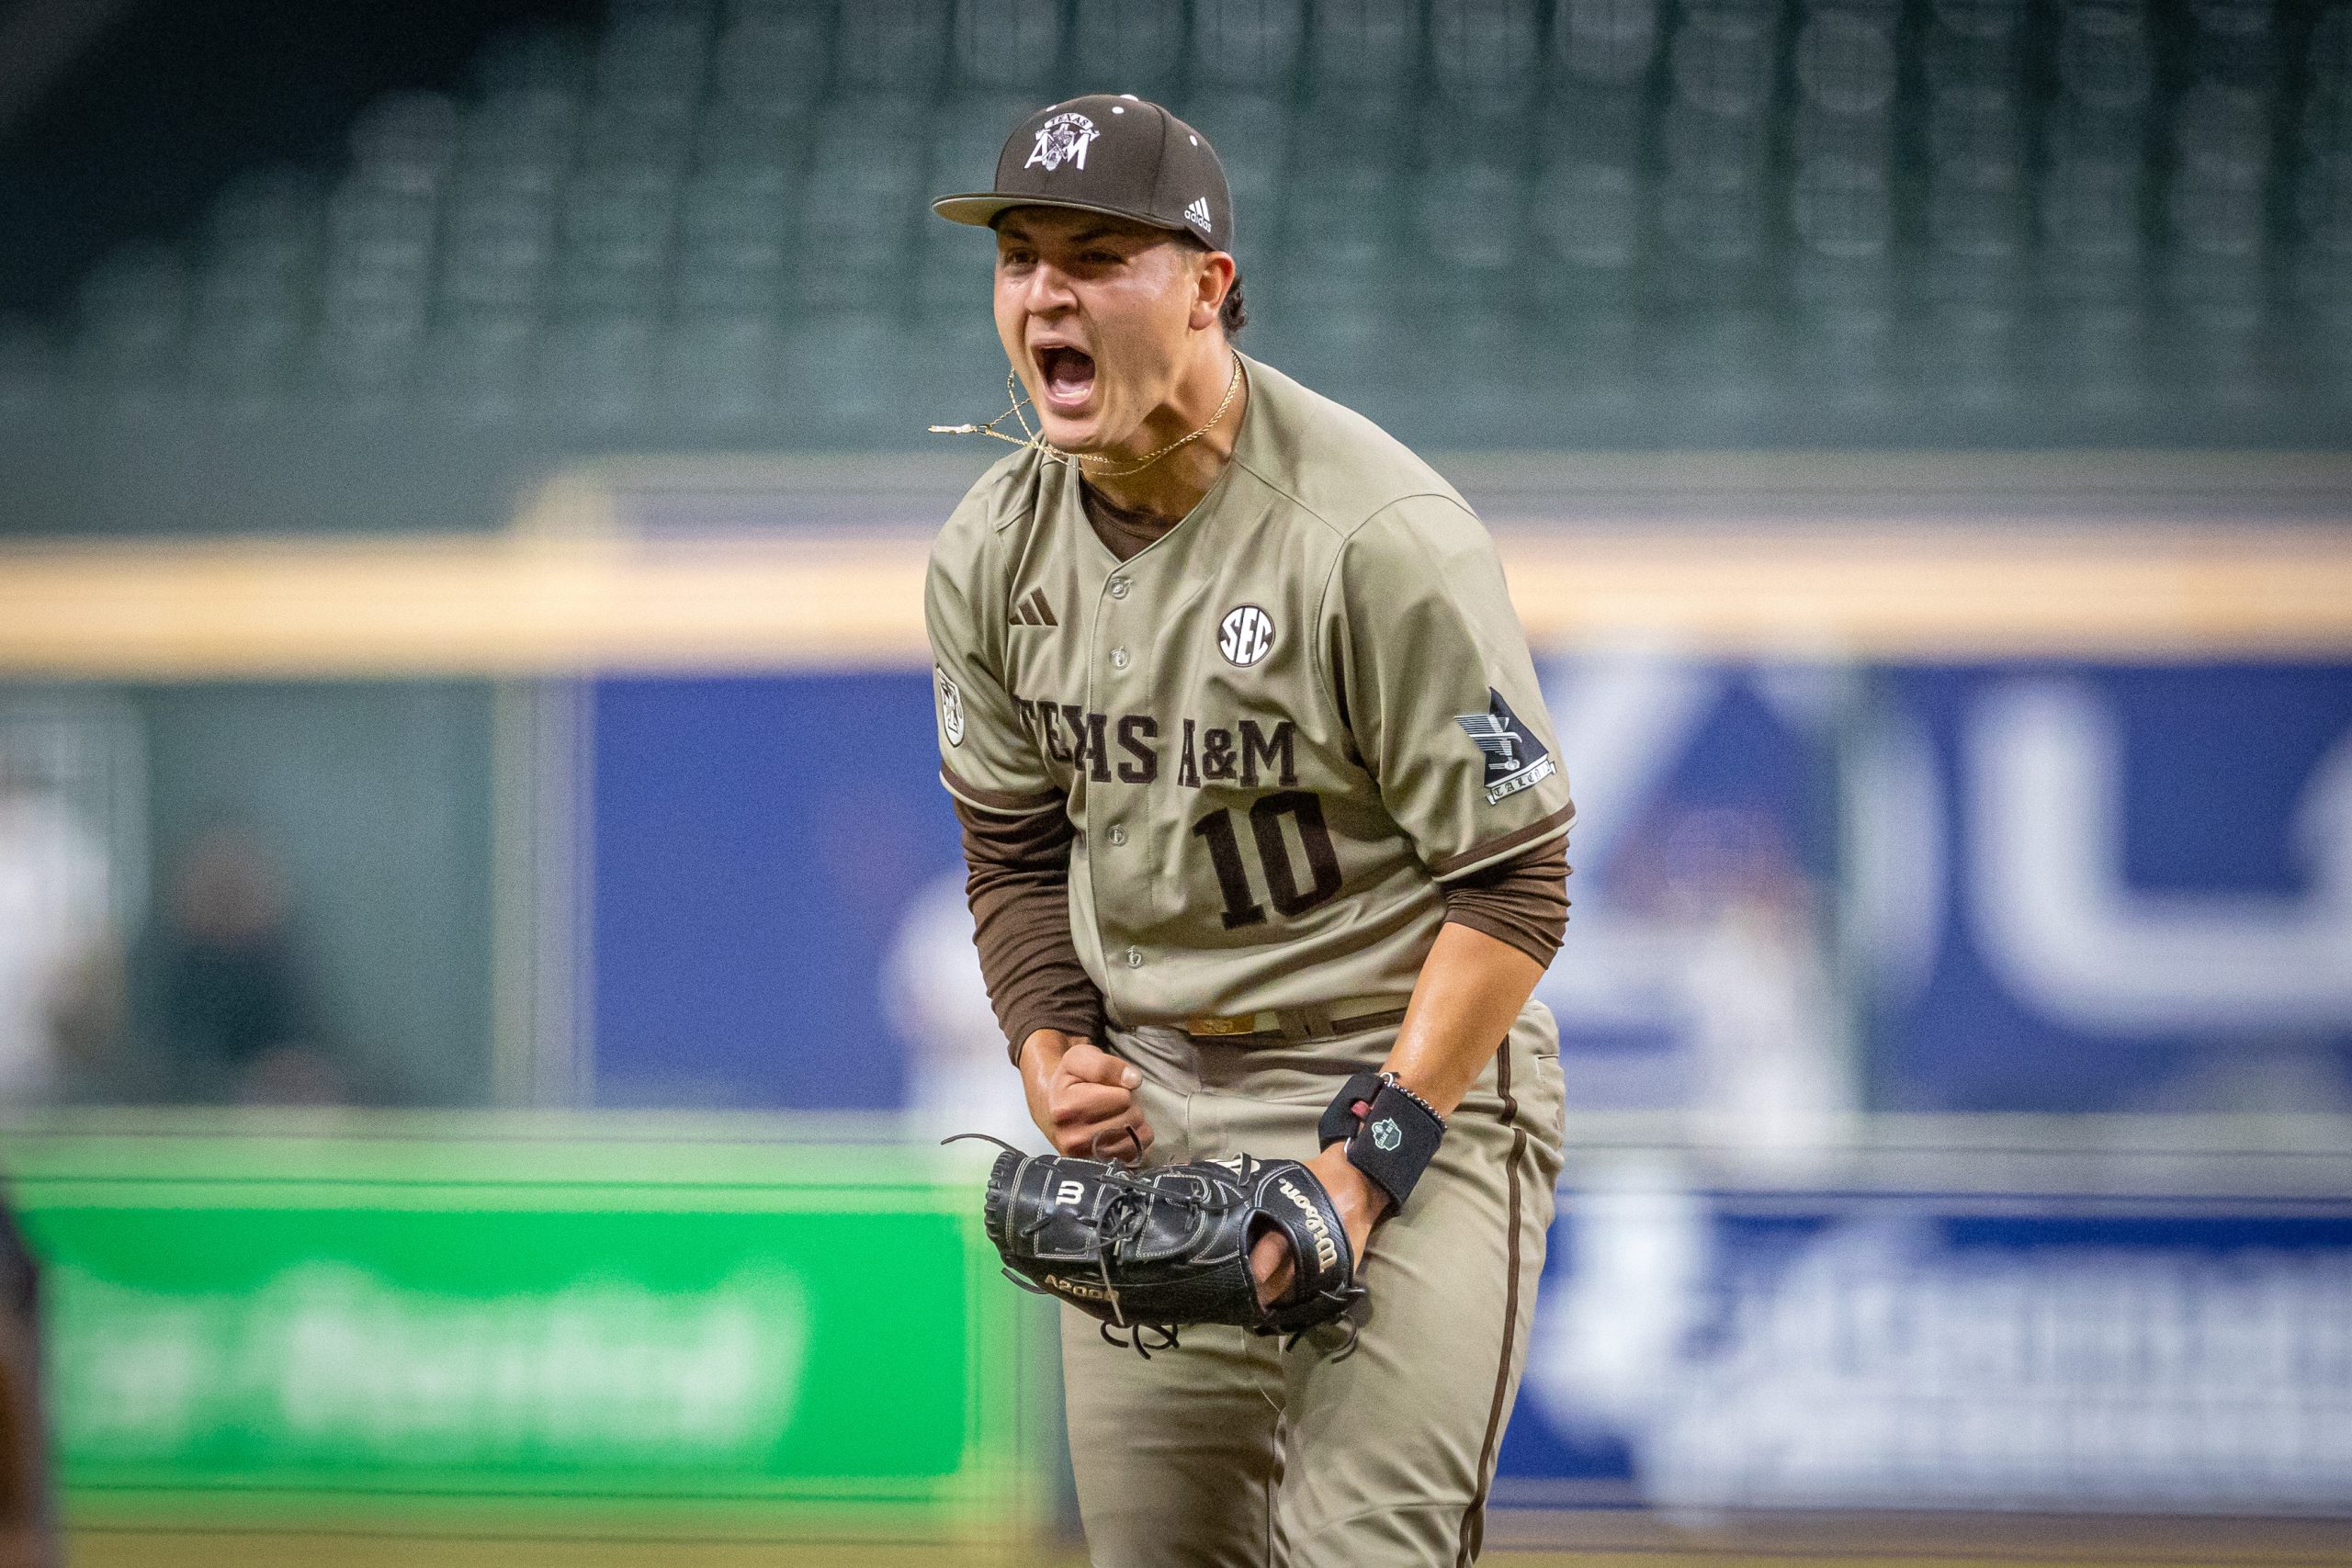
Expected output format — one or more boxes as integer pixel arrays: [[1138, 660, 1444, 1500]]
[[932, 94, 1235, 254]]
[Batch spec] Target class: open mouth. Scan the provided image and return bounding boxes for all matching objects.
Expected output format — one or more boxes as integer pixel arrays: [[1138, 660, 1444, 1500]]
[[1035, 344, 1097, 412]]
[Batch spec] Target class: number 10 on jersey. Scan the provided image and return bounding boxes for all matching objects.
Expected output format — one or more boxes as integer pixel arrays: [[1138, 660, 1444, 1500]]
[[1191, 791, 1343, 929]]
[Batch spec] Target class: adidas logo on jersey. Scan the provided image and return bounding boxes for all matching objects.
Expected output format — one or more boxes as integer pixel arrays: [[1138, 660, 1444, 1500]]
[[1012, 587, 1058, 627], [1183, 197, 1213, 235]]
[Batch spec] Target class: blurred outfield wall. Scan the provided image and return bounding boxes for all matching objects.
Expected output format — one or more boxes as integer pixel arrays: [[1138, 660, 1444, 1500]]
[[3, 451, 2352, 1535]]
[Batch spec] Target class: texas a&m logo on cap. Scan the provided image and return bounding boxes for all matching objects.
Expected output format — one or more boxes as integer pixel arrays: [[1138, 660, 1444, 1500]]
[[1025, 112, 1099, 172]]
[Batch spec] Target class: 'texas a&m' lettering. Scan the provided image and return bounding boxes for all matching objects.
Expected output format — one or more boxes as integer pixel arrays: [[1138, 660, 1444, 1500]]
[[1012, 700, 1300, 790]]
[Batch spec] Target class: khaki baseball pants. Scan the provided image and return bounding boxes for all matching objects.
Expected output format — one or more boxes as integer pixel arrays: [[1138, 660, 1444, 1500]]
[[1060, 1002, 1566, 1568]]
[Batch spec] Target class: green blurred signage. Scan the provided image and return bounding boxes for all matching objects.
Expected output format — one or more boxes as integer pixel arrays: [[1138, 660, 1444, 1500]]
[[5, 1113, 1046, 1538]]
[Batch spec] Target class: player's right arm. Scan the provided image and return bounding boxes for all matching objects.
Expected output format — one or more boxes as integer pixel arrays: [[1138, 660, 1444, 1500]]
[[955, 800, 1152, 1156], [925, 502, 1150, 1158], [1016, 1030, 1153, 1161]]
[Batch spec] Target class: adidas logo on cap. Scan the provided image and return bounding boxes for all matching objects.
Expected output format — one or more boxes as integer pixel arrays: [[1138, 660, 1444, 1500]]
[[1184, 197, 1213, 234]]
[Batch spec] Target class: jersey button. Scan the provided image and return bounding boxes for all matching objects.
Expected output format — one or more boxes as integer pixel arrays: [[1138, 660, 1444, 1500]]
[[1108, 579, 1130, 600], [1124, 946, 1143, 968], [1107, 824, 1127, 847], [1110, 647, 1130, 670]]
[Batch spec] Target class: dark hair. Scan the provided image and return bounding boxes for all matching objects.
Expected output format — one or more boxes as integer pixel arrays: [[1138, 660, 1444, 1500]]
[[1218, 273, 1248, 337]]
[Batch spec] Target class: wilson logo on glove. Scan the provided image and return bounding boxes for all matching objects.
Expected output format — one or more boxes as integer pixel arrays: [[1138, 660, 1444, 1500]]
[[1275, 1178, 1340, 1272]]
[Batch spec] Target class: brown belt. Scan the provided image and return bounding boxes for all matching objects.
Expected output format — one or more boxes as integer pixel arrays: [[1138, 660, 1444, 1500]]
[[1177, 998, 1413, 1048]]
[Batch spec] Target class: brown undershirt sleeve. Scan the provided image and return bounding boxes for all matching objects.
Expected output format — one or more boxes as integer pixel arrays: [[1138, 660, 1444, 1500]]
[[952, 795, 1107, 1063], [1441, 836, 1571, 969]]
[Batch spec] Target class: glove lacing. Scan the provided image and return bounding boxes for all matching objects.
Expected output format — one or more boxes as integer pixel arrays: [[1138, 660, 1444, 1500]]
[[945, 1132, 1243, 1359], [1083, 1168, 1219, 1358], [944, 1135, 1359, 1359]]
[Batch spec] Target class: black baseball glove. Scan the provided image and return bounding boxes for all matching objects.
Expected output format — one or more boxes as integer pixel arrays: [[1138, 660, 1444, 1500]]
[[954, 1138, 1364, 1355]]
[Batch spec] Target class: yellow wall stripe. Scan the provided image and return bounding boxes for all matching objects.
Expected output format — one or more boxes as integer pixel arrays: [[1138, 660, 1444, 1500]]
[[3, 525, 2350, 679], [0, 535, 931, 679], [1499, 526, 2352, 659]]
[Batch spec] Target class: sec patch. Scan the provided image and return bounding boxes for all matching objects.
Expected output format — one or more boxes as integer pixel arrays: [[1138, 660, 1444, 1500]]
[[1218, 605, 1275, 667]]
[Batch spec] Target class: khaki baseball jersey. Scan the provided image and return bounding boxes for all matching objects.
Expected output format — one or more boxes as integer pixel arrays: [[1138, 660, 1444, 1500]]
[[925, 353, 1574, 1029]]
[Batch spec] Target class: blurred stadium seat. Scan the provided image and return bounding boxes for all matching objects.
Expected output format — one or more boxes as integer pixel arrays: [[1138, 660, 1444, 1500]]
[[0, 0, 2345, 498]]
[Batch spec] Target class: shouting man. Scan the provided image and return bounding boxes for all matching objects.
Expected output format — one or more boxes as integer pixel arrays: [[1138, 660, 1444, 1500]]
[[926, 95, 1574, 1568]]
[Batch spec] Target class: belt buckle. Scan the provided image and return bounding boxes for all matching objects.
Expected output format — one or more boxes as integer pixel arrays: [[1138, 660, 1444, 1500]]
[[1184, 1013, 1259, 1038]]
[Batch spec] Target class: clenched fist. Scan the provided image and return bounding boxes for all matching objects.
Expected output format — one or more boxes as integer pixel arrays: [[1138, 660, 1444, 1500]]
[[1018, 1029, 1155, 1160]]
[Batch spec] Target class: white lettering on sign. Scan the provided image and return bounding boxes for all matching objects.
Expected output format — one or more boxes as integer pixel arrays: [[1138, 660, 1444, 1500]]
[[1971, 680, 2352, 1031]]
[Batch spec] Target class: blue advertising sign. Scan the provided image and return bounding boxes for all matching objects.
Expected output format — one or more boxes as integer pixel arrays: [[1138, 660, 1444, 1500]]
[[578, 660, 2352, 1119], [1502, 1184, 2352, 1515], [1860, 664, 2352, 1113], [588, 672, 965, 1111]]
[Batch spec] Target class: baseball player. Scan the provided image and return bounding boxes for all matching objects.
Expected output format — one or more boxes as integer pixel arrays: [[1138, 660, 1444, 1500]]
[[926, 96, 1573, 1567]]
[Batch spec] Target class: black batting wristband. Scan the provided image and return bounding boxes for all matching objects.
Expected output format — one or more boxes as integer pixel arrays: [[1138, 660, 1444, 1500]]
[[1317, 1071, 1446, 1211]]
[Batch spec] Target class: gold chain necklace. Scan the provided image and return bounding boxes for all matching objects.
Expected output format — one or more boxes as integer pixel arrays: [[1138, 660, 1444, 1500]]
[[1073, 354, 1242, 479], [930, 355, 1243, 479]]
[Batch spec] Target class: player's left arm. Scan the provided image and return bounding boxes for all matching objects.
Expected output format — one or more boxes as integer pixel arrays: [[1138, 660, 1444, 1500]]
[[1252, 922, 1544, 1298], [1255, 494, 1574, 1303]]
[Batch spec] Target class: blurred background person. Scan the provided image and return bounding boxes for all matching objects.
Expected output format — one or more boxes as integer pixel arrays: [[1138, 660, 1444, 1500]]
[[0, 753, 122, 1108], [1615, 804, 1849, 1162], [886, 867, 1035, 1147], [0, 751, 93, 1565], [143, 825, 342, 1106]]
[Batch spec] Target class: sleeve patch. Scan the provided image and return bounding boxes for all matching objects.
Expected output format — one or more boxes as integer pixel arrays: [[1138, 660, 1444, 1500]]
[[1455, 688, 1555, 806], [935, 666, 966, 747]]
